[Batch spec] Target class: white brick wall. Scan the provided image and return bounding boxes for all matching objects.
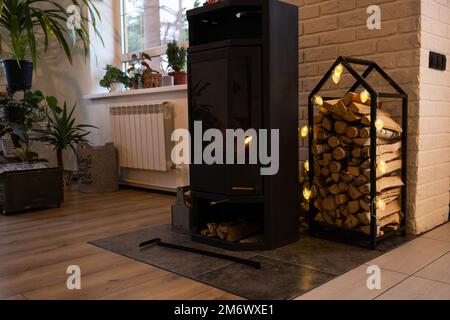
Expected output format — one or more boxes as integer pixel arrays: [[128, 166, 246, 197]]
[[289, 0, 449, 234], [415, 0, 450, 233]]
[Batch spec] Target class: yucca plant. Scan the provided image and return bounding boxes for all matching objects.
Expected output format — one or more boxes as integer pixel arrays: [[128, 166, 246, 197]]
[[36, 99, 96, 168], [0, 0, 103, 90], [0, 0, 103, 65]]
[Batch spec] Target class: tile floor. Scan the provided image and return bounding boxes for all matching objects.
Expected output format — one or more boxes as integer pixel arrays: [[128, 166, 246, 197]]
[[296, 222, 450, 300]]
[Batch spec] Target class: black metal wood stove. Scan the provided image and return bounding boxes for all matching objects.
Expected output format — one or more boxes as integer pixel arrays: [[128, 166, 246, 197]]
[[187, 0, 299, 251]]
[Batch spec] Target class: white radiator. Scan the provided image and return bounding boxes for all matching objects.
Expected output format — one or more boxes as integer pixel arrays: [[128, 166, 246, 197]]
[[110, 102, 174, 172]]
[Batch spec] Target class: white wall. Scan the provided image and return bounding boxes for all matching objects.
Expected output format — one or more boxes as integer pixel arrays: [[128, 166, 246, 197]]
[[414, 0, 450, 233], [84, 87, 189, 191], [31, 0, 122, 170]]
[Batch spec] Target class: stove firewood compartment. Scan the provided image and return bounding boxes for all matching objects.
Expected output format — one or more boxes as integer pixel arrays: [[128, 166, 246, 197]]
[[187, 0, 299, 251]]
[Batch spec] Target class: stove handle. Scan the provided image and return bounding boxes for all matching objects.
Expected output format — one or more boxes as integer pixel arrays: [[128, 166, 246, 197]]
[[232, 187, 256, 191]]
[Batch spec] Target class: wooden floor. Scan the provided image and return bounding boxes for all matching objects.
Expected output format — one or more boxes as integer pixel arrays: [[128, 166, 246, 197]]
[[0, 188, 240, 300]]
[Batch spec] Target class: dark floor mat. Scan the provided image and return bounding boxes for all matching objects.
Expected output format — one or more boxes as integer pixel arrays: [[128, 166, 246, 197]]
[[90, 224, 412, 300]]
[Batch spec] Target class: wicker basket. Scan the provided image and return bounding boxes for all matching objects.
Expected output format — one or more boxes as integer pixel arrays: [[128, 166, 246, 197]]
[[143, 69, 162, 88]]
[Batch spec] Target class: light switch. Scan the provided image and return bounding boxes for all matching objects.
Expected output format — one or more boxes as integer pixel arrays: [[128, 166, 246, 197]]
[[429, 51, 447, 71]]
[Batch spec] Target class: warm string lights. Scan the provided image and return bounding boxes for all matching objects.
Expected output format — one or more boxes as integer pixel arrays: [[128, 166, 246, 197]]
[[332, 63, 344, 84], [360, 89, 370, 104], [335, 63, 344, 74], [303, 187, 312, 201], [376, 198, 386, 211], [378, 160, 387, 174], [375, 119, 384, 131], [301, 96, 312, 201], [301, 160, 312, 201], [332, 71, 341, 84], [313, 94, 323, 106], [300, 125, 309, 138]]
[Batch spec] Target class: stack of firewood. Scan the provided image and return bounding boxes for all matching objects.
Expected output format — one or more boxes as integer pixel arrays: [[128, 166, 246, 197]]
[[201, 221, 263, 242], [312, 92, 404, 236]]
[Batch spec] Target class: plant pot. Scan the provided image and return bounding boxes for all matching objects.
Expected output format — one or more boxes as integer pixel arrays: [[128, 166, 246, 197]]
[[169, 71, 187, 85], [130, 76, 144, 90], [110, 82, 126, 92], [143, 70, 162, 88], [162, 75, 175, 87], [1, 59, 33, 91]]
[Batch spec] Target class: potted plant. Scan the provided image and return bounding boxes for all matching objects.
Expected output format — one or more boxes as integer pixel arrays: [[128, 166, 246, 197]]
[[166, 40, 187, 85], [127, 52, 153, 89], [0, 0, 102, 91], [0, 90, 64, 214], [0, 90, 46, 161], [99, 65, 129, 92], [35, 98, 97, 191]]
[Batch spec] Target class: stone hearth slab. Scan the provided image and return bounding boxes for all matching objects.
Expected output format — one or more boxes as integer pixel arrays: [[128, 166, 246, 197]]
[[90, 224, 411, 300]]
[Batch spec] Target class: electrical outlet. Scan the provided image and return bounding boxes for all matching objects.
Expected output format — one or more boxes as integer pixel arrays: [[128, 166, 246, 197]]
[[429, 51, 447, 71]]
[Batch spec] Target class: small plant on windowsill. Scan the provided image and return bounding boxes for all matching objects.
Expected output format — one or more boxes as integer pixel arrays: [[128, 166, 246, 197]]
[[127, 52, 153, 90], [166, 40, 187, 85], [99, 65, 129, 92]]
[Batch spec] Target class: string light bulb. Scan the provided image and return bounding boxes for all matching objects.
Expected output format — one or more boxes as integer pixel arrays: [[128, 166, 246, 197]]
[[378, 160, 387, 174], [313, 95, 324, 106], [304, 160, 310, 172], [335, 63, 344, 75], [376, 199, 386, 211], [360, 89, 370, 104], [303, 187, 312, 201], [332, 71, 341, 84], [244, 136, 253, 145], [375, 119, 384, 131], [300, 125, 309, 138]]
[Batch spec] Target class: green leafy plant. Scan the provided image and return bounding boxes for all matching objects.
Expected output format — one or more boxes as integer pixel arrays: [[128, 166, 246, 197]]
[[166, 40, 187, 72], [0, 0, 103, 66], [35, 99, 97, 168], [126, 52, 152, 89], [99, 65, 129, 91], [0, 90, 46, 162]]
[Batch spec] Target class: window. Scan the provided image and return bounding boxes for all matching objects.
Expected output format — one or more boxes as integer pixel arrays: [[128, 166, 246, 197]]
[[121, 0, 201, 55]]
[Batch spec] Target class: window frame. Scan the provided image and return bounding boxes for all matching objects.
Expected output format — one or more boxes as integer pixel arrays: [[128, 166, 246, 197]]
[[119, 0, 189, 63]]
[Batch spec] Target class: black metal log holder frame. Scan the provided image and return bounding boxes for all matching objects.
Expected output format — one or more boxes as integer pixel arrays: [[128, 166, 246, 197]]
[[307, 56, 408, 249]]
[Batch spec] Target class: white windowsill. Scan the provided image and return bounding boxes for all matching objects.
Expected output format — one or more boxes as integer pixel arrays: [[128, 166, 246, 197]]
[[84, 84, 188, 100]]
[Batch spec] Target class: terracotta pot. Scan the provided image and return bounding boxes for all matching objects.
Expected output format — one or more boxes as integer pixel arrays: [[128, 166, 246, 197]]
[[169, 71, 187, 85]]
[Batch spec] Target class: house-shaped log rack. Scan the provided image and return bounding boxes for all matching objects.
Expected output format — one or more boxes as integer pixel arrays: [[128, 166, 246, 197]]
[[307, 56, 408, 249]]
